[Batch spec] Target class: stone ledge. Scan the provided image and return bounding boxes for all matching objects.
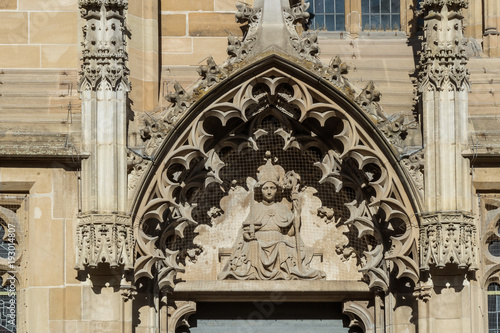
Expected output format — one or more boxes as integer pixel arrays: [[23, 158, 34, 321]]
[[172, 280, 371, 301]]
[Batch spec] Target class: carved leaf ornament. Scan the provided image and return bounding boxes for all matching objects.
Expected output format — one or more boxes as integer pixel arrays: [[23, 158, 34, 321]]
[[134, 66, 419, 292]]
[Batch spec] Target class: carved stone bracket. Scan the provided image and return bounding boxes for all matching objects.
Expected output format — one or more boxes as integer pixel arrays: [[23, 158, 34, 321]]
[[75, 213, 134, 270], [419, 211, 478, 271], [194, 57, 227, 93], [225, 3, 262, 67], [134, 71, 420, 292], [413, 281, 433, 302], [355, 81, 386, 123], [78, 0, 130, 91]]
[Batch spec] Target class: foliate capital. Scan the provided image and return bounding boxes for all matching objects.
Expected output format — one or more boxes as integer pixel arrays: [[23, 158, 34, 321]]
[[419, 211, 478, 271], [75, 213, 133, 271]]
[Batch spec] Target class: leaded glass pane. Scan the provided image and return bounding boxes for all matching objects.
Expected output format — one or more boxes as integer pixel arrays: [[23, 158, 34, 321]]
[[489, 240, 500, 257], [325, 15, 336, 30], [392, 14, 401, 30], [362, 0, 369, 13], [315, 0, 325, 14], [336, 14, 345, 31], [391, 0, 400, 12], [371, 0, 380, 13], [0, 228, 9, 259], [381, 0, 390, 13], [362, 0, 401, 30], [336, 0, 344, 13], [325, 0, 335, 13], [381, 14, 391, 29], [0, 279, 15, 333], [307, 0, 346, 31], [488, 283, 500, 332], [490, 294, 498, 311]]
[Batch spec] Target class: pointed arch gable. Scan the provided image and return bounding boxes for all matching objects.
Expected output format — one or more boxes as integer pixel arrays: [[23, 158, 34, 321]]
[[132, 54, 420, 293], [133, 55, 421, 214]]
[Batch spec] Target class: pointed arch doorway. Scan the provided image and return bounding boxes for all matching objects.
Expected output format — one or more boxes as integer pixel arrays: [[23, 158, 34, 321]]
[[131, 55, 420, 333]]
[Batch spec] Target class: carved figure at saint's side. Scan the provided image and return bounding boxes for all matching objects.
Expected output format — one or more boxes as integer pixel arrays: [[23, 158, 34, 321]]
[[218, 152, 326, 280]]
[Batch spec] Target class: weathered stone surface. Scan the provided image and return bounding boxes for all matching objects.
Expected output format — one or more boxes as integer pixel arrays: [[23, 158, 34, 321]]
[[30, 12, 78, 44], [0, 0, 16, 9], [161, 14, 186, 37], [189, 13, 241, 37], [0, 12, 28, 44], [161, 0, 213, 11]]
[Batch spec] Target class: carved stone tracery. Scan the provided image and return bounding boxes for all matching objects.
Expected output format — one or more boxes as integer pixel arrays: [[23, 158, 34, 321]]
[[134, 68, 420, 292]]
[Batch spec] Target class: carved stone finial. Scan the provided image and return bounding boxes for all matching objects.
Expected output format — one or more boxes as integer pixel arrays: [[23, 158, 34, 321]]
[[195, 57, 226, 91], [165, 82, 192, 123], [355, 81, 387, 122], [283, 4, 322, 66], [224, 4, 262, 65], [325, 55, 350, 87]]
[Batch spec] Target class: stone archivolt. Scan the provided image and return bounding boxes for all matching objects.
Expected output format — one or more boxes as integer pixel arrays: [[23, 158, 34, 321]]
[[134, 67, 419, 292]]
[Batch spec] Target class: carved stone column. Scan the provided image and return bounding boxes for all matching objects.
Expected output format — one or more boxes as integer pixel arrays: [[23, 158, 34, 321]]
[[483, 0, 500, 57], [417, 1, 481, 331], [418, 0, 476, 272], [76, 0, 133, 272]]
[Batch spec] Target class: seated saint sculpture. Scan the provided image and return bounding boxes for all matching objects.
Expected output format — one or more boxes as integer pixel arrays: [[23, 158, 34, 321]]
[[218, 152, 326, 280]]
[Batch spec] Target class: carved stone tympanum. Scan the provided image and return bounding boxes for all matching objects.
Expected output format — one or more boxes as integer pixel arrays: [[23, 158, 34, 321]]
[[219, 152, 325, 280], [134, 69, 420, 292]]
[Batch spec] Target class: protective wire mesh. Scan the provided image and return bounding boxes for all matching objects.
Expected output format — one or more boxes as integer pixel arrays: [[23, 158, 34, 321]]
[[163, 114, 380, 280]]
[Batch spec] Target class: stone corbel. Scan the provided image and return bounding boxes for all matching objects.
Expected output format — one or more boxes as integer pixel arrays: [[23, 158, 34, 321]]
[[419, 211, 478, 271], [75, 213, 134, 271]]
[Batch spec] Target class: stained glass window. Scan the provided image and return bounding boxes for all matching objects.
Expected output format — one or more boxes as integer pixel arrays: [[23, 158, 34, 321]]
[[307, 0, 345, 31], [361, 0, 400, 30]]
